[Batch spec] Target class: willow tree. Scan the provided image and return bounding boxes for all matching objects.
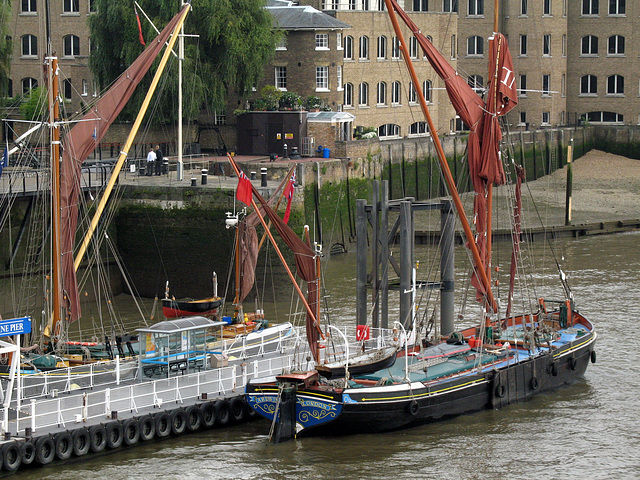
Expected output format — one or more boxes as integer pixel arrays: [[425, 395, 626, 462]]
[[0, 0, 12, 96], [89, 0, 278, 123]]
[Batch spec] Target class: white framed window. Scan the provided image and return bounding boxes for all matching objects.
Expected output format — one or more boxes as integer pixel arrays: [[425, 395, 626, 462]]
[[561, 73, 566, 97], [562, 34, 566, 57], [519, 34, 527, 56], [316, 33, 329, 50], [349, 0, 356, 9], [359, 36, 369, 60], [89, 0, 96, 13], [214, 111, 226, 125], [608, 35, 625, 55], [391, 37, 400, 59], [63, 0, 79, 13], [467, 36, 483, 56], [542, 111, 550, 125], [413, 0, 428, 11], [409, 82, 417, 103], [581, 35, 598, 55], [377, 82, 387, 105], [423, 80, 432, 102], [451, 34, 457, 59], [543, 0, 551, 15], [583, 111, 623, 123], [82, 79, 88, 96], [543, 34, 551, 56], [391, 81, 401, 105], [582, 0, 598, 15], [20, 0, 37, 13], [377, 36, 387, 59], [519, 74, 527, 97], [344, 83, 354, 107], [337, 66, 343, 91], [63, 34, 80, 57], [468, 74, 483, 93], [316, 66, 329, 91], [21, 77, 38, 94], [276, 37, 287, 51], [275, 66, 287, 90], [468, 0, 483, 16], [580, 75, 597, 95], [344, 36, 354, 60], [21, 34, 37, 57], [363, 0, 370, 10], [520, 0, 528, 15], [542, 74, 551, 96], [607, 74, 624, 95], [378, 124, 400, 138], [337, 33, 343, 50], [377, 0, 386, 10], [409, 122, 428, 135], [443, 0, 458, 13], [519, 111, 526, 125], [608, 0, 625, 15], [409, 37, 419, 59], [358, 82, 369, 106]]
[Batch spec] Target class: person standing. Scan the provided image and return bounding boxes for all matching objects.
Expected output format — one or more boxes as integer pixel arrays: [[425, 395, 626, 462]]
[[155, 145, 163, 175], [146, 147, 156, 176]]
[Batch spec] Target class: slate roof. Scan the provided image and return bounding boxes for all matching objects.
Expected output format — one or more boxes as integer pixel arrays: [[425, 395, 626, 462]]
[[267, 6, 351, 30]]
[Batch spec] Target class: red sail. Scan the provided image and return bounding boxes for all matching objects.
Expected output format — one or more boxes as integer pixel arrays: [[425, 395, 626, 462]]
[[59, 7, 188, 322]]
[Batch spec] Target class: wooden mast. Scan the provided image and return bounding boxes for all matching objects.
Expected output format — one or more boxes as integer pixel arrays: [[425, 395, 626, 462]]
[[383, 0, 497, 313]]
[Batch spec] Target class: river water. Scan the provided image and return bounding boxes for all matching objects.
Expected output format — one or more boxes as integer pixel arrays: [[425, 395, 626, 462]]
[[17, 231, 640, 480]]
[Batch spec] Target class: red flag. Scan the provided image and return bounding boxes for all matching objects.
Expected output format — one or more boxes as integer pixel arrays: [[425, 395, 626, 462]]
[[283, 170, 296, 224], [135, 6, 146, 47], [236, 170, 253, 206]]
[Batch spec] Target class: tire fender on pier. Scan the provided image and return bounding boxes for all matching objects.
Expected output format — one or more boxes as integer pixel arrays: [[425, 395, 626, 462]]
[[185, 406, 203, 432], [170, 409, 188, 435], [230, 397, 246, 423], [20, 441, 35, 466], [215, 399, 231, 426], [105, 421, 124, 449], [1, 442, 22, 472], [88, 425, 107, 452], [71, 428, 90, 456], [122, 418, 141, 446], [34, 436, 55, 465], [199, 402, 217, 429], [530, 377, 539, 390], [54, 431, 73, 460], [139, 415, 156, 441], [154, 412, 171, 438]]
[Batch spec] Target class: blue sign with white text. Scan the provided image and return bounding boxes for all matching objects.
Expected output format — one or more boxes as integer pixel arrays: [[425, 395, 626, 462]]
[[0, 317, 32, 337]]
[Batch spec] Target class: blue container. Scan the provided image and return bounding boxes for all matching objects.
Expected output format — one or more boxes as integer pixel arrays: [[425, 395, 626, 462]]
[[323, 147, 330, 158], [222, 316, 233, 325]]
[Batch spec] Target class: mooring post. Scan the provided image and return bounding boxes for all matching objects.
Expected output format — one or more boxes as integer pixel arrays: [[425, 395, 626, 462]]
[[440, 199, 455, 336], [380, 181, 390, 330], [356, 199, 367, 326], [371, 182, 380, 330], [565, 138, 574, 225], [399, 200, 413, 330]]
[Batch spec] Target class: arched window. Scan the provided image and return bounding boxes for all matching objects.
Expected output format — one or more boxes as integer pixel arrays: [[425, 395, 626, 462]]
[[409, 82, 417, 103], [344, 36, 354, 60], [21, 34, 37, 57], [409, 121, 428, 135], [422, 80, 432, 102], [467, 36, 483, 56], [377, 36, 387, 59], [608, 35, 625, 55], [358, 82, 369, 106], [377, 82, 387, 105], [21, 77, 38, 94], [344, 83, 354, 107], [581, 35, 598, 55], [607, 74, 624, 94], [378, 123, 400, 138], [359, 36, 369, 60], [580, 75, 597, 95], [63, 34, 80, 57], [409, 37, 419, 58], [391, 37, 400, 59], [391, 81, 401, 104], [582, 111, 623, 124], [468, 74, 483, 93]]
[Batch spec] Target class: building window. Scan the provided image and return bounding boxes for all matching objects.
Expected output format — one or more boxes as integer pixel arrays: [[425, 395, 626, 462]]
[[63, 34, 79, 57], [275, 66, 286, 90], [542, 74, 550, 96], [443, 0, 458, 13], [542, 111, 550, 125], [378, 124, 400, 138], [21, 0, 37, 13], [468, 75, 483, 93], [413, 0, 429, 11], [562, 34, 566, 56], [580, 74, 598, 95], [608, 35, 625, 55], [423, 80, 432, 102], [377, 82, 387, 105], [349, 0, 356, 9], [21, 34, 37, 57], [325, 0, 338, 10], [358, 83, 369, 106], [582, 0, 598, 15], [561, 73, 566, 97], [363, 0, 370, 10], [316, 66, 329, 91], [316, 33, 329, 50], [276, 37, 287, 51], [63, 0, 79, 13], [377, 0, 385, 10], [543, 0, 551, 15], [581, 35, 598, 55], [519, 74, 527, 97], [22, 77, 38, 94], [467, 36, 483, 56], [607, 74, 624, 94], [519, 111, 527, 125], [337, 33, 342, 50], [337, 66, 343, 91], [377, 36, 387, 59], [213, 111, 226, 125], [62, 79, 72, 100], [391, 37, 400, 59], [608, 0, 625, 15], [408, 82, 417, 103], [409, 122, 428, 135], [468, 0, 483, 15], [344, 36, 354, 60], [409, 37, 419, 59], [359, 36, 369, 60], [344, 83, 354, 107], [543, 34, 551, 56], [519, 35, 527, 56], [451, 34, 457, 58], [82, 79, 88, 96], [89, 0, 96, 13], [520, 0, 528, 15], [391, 81, 401, 104]]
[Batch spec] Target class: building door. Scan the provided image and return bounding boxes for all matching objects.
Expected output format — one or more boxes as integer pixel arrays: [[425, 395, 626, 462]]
[[267, 123, 284, 157]]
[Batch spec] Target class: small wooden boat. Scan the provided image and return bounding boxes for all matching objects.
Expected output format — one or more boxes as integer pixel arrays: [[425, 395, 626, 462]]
[[316, 346, 398, 379], [161, 296, 223, 319]]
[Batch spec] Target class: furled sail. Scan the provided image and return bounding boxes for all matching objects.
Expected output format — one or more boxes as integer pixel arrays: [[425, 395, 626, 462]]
[[59, 6, 188, 322]]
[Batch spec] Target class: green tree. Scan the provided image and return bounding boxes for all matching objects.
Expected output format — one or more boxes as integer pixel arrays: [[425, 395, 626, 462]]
[[89, 0, 279, 124], [0, 0, 12, 96]]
